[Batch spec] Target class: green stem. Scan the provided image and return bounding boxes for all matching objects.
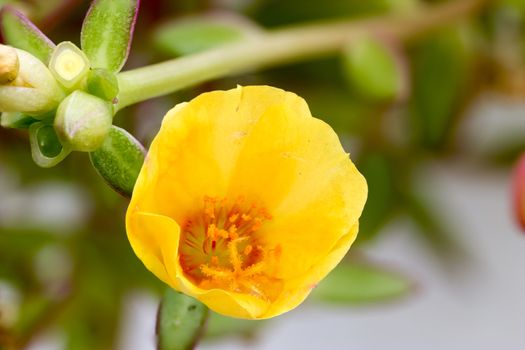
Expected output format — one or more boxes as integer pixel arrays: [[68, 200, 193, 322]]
[[116, 0, 487, 111]]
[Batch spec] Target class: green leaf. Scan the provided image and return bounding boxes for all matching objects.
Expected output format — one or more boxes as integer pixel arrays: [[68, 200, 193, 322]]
[[14, 295, 55, 339], [254, 0, 393, 27], [342, 36, 403, 101], [0, 6, 55, 64], [205, 312, 264, 340], [157, 289, 208, 350], [356, 153, 397, 242], [80, 0, 139, 73], [403, 189, 466, 266], [410, 27, 472, 149], [310, 263, 412, 304], [153, 16, 255, 56], [89, 126, 145, 197]]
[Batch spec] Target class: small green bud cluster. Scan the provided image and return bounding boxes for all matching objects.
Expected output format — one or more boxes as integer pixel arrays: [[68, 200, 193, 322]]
[[0, 42, 120, 167]]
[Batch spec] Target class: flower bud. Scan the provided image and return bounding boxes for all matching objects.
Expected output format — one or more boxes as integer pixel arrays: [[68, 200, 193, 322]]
[[54, 91, 113, 152], [49, 42, 90, 89], [1, 112, 38, 129], [36, 124, 63, 158], [0, 46, 64, 115], [29, 122, 71, 168], [0, 44, 19, 84]]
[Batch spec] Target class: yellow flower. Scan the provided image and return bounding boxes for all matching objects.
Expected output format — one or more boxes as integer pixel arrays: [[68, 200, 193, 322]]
[[126, 86, 367, 319]]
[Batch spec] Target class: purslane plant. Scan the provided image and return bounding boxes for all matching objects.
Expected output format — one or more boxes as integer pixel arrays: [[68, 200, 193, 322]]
[[0, 0, 488, 348]]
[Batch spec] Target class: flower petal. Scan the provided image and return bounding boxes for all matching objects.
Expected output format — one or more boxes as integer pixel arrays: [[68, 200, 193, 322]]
[[125, 211, 180, 287], [225, 94, 367, 278], [126, 211, 271, 319], [133, 86, 328, 222], [261, 223, 359, 318], [174, 269, 269, 319]]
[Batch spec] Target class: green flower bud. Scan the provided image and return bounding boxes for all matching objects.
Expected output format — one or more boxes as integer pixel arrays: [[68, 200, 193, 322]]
[[36, 124, 63, 158], [0, 47, 65, 115], [49, 42, 90, 89], [54, 91, 113, 152], [86, 68, 119, 102], [29, 122, 71, 168], [1, 112, 38, 129], [0, 44, 19, 84]]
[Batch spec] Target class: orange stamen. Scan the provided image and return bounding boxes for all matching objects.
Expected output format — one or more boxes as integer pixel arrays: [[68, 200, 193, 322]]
[[180, 196, 277, 300]]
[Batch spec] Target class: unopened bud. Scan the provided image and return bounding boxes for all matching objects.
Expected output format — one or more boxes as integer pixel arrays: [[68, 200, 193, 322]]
[[36, 124, 63, 158], [1, 112, 37, 129], [0, 47, 64, 115], [49, 42, 90, 89], [0, 44, 19, 84], [29, 122, 71, 168], [54, 91, 113, 152]]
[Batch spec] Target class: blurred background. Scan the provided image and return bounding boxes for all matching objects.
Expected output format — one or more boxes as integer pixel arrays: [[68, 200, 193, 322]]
[[1, 0, 525, 349]]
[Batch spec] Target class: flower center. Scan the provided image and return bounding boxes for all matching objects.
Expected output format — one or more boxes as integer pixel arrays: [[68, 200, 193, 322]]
[[179, 196, 282, 300]]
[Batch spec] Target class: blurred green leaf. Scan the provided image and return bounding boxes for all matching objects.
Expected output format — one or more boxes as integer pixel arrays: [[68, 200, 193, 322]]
[[204, 312, 264, 341], [0, 6, 55, 63], [357, 153, 397, 242], [89, 126, 145, 198], [0, 228, 60, 289], [254, 0, 393, 27], [157, 289, 208, 350], [485, 138, 525, 166], [403, 189, 465, 262], [342, 36, 403, 101], [410, 27, 472, 150], [14, 295, 53, 337], [290, 82, 371, 134], [0, 229, 59, 257], [62, 237, 125, 350], [153, 17, 253, 57], [310, 263, 412, 304], [81, 0, 139, 73]]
